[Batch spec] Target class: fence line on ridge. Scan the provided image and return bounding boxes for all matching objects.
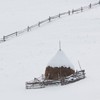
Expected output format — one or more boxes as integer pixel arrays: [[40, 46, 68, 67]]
[[0, 1, 100, 43]]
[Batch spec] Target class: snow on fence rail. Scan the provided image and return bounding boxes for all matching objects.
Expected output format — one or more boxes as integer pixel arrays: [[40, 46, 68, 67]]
[[0, 1, 100, 43]]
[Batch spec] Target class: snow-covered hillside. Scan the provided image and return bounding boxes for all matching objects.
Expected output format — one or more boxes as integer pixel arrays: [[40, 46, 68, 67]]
[[0, 0, 100, 100]]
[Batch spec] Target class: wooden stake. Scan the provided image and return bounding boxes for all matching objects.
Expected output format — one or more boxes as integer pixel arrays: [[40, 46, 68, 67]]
[[78, 60, 82, 70], [59, 40, 61, 51]]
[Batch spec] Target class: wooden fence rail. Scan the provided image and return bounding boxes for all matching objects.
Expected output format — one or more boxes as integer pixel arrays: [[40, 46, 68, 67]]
[[0, 1, 100, 43]]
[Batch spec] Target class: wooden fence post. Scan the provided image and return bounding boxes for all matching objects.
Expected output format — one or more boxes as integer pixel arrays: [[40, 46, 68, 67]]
[[58, 14, 61, 18], [68, 10, 70, 15], [38, 22, 40, 27], [99, 0, 100, 4], [89, 3, 92, 8], [15, 31, 18, 36], [48, 16, 51, 22], [3, 36, 6, 41], [72, 9, 74, 14], [27, 26, 30, 32], [81, 7, 83, 12]]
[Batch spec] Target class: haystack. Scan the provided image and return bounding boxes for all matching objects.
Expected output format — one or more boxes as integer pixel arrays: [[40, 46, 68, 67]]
[[45, 48, 75, 80]]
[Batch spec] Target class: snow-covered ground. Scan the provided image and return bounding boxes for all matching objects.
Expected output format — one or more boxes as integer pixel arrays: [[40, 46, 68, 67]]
[[0, 0, 100, 100]]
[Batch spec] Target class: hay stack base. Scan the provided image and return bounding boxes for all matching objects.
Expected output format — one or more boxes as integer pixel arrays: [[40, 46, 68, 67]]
[[26, 70, 86, 89]]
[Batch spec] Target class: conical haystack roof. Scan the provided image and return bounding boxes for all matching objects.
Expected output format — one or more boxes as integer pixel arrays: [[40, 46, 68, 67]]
[[47, 49, 74, 70]]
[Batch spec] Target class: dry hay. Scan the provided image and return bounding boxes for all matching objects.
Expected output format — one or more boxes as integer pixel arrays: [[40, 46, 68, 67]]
[[45, 66, 75, 80]]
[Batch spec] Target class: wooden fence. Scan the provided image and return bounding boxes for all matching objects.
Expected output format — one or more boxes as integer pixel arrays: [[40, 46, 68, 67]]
[[0, 1, 100, 43]]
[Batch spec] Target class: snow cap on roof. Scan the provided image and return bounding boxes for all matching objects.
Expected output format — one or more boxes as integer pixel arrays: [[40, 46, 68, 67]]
[[47, 49, 74, 69]]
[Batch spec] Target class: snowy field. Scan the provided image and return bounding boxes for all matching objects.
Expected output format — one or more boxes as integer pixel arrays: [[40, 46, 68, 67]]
[[0, 0, 100, 100]]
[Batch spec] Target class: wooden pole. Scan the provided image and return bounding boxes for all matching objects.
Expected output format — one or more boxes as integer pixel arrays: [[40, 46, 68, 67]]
[[72, 9, 74, 14], [99, 0, 100, 4], [81, 7, 83, 12], [78, 60, 82, 70], [27, 26, 30, 32], [59, 40, 61, 51], [3, 36, 6, 41], [89, 3, 92, 8], [48, 16, 51, 22], [15, 31, 17, 36], [38, 22, 40, 27], [68, 10, 70, 15], [58, 14, 61, 18]]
